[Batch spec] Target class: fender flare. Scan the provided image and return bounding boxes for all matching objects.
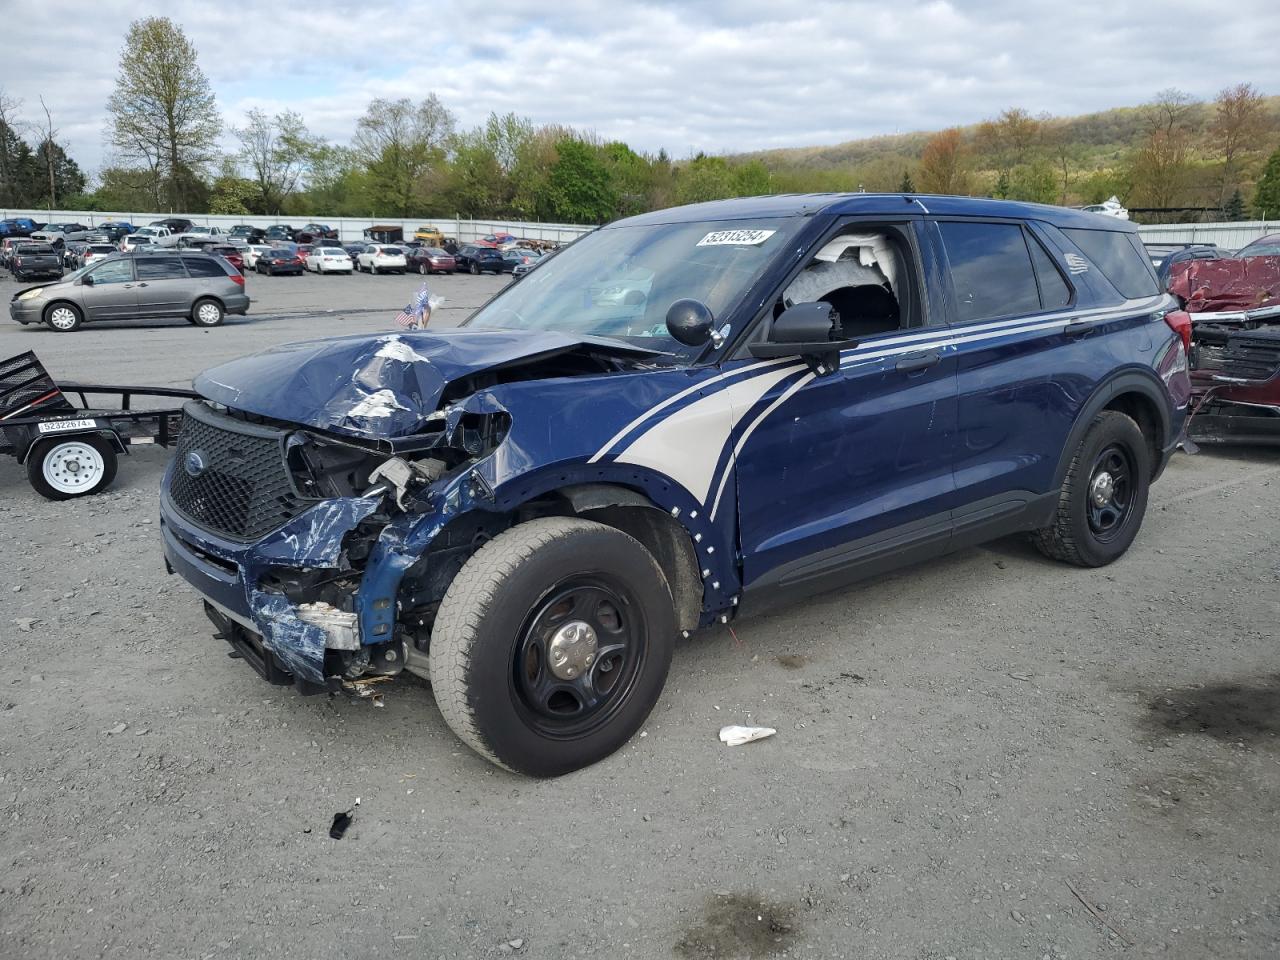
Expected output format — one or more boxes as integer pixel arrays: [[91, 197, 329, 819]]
[[1051, 369, 1172, 489]]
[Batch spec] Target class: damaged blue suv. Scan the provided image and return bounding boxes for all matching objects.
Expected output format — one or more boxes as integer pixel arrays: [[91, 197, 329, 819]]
[[160, 194, 1192, 776]]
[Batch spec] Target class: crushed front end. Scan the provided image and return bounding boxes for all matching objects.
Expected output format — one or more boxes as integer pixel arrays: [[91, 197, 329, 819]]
[[1188, 312, 1280, 445], [159, 396, 510, 693]]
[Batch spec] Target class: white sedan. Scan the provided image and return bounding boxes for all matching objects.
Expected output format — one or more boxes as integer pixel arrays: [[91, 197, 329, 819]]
[[306, 246, 354, 274], [243, 244, 272, 269], [356, 244, 407, 274]]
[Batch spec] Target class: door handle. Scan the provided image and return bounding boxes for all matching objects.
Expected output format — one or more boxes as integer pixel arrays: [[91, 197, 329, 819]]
[[136, 282, 148, 287], [1065, 318, 1093, 338], [123, 284, 133, 288], [896, 350, 941, 373]]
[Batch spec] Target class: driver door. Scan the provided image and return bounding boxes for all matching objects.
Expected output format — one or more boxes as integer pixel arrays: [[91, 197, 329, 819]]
[[731, 219, 959, 605]]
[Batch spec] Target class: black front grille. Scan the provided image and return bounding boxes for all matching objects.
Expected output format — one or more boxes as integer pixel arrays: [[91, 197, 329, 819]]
[[1194, 327, 1280, 382], [167, 402, 313, 540]]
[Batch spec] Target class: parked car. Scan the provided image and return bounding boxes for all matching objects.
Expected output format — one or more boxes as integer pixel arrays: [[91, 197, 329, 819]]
[[151, 218, 195, 234], [11, 242, 63, 280], [304, 246, 353, 274], [342, 242, 366, 262], [406, 246, 456, 275], [473, 232, 519, 249], [30, 223, 92, 245], [97, 221, 136, 242], [414, 225, 445, 245], [2, 236, 30, 268], [229, 224, 266, 244], [62, 241, 89, 268], [0, 217, 39, 238], [156, 194, 1191, 776], [1232, 233, 1280, 259], [184, 225, 224, 240], [1145, 243, 1220, 289], [455, 244, 506, 274], [264, 225, 296, 243], [256, 247, 305, 275], [296, 223, 338, 243], [295, 243, 316, 263], [80, 244, 119, 269], [208, 244, 245, 273], [502, 248, 542, 273], [243, 244, 272, 270], [356, 244, 407, 274], [10, 250, 248, 331], [122, 227, 171, 251]]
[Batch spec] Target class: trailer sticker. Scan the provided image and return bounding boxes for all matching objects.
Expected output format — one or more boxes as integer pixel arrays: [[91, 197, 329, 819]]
[[696, 229, 776, 247], [37, 418, 100, 434]]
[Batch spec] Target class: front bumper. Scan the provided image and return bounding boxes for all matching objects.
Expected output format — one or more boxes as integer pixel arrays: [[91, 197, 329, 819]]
[[9, 299, 43, 323]]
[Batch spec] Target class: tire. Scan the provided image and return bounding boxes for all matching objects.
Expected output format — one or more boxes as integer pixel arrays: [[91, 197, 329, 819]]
[[418, 263, 428, 275], [191, 298, 224, 327], [1033, 411, 1150, 567], [430, 517, 676, 777], [44, 302, 82, 332], [26, 434, 117, 500], [469, 262, 478, 275], [371, 264, 379, 275]]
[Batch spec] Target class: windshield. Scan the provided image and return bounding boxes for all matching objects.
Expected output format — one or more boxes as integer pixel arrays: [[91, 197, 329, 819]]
[[1238, 242, 1280, 258], [465, 217, 800, 353]]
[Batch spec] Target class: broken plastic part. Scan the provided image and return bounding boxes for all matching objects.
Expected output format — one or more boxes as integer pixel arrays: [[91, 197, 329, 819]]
[[329, 797, 360, 839], [295, 601, 360, 651], [719, 725, 777, 746]]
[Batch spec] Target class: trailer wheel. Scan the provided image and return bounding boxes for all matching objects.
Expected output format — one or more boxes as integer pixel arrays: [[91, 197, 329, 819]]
[[26, 434, 118, 500], [430, 517, 676, 777], [44, 302, 83, 332]]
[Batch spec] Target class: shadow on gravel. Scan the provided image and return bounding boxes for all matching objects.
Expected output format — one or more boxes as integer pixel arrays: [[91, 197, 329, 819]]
[[1146, 675, 1280, 746], [674, 893, 798, 960]]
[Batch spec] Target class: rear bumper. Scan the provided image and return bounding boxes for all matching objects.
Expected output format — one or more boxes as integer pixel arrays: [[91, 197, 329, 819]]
[[222, 292, 250, 315]]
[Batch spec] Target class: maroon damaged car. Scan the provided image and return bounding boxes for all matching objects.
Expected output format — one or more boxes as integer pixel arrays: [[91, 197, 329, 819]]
[[1169, 238, 1280, 445], [406, 246, 456, 275]]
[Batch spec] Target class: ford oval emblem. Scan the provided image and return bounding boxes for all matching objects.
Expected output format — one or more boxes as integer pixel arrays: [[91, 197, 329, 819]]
[[184, 450, 208, 478]]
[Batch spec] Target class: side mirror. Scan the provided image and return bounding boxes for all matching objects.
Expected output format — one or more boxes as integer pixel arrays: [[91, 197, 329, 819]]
[[748, 302, 857, 374], [81, 273, 94, 286], [666, 299, 719, 347]]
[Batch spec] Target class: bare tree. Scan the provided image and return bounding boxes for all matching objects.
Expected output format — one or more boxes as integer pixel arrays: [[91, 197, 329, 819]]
[[235, 109, 318, 213], [1211, 82, 1268, 206], [38, 96, 56, 211]]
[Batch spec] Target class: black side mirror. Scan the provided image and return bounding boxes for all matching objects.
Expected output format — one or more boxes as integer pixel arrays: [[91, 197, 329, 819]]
[[748, 302, 857, 374], [81, 274, 94, 286], [665, 299, 718, 347]]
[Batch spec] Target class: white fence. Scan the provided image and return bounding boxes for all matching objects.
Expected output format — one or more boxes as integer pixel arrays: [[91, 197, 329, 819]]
[[1133, 219, 1275, 249], [0, 209, 594, 245]]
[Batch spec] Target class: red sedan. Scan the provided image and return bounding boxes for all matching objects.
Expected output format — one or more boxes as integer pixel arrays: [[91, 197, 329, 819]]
[[210, 244, 245, 273], [409, 246, 456, 275]]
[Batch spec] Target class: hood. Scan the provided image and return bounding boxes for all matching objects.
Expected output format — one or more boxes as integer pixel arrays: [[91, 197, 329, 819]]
[[193, 329, 663, 440]]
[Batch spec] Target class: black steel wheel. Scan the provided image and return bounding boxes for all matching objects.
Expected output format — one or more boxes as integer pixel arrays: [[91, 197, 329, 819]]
[[1034, 410, 1150, 567], [430, 517, 676, 777]]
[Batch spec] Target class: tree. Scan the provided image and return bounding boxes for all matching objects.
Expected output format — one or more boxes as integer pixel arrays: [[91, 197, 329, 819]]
[[1129, 89, 1198, 212], [917, 128, 971, 195], [0, 88, 36, 206], [235, 109, 318, 213], [209, 168, 257, 215], [1210, 83, 1268, 205], [732, 159, 771, 197], [353, 94, 454, 216], [898, 169, 915, 193], [675, 154, 736, 204], [544, 138, 616, 223], [1254, 147, 1280, 220], [28, 138, 84, 208], [1223, 188, 1246, 221], [106, 17, 221, 211]]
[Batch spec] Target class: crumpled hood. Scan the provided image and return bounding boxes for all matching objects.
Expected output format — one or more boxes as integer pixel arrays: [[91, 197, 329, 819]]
[[194, 329, 659, 439]]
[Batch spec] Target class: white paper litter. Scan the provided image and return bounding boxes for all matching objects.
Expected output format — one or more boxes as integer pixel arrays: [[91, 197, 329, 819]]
[[719, 725, 777, 746]]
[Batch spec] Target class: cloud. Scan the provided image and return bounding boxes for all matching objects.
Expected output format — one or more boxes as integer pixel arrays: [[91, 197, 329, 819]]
[[2, 0, 1278, 179]]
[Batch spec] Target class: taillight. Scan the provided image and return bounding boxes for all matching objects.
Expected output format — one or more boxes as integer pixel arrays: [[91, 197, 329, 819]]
[[230, 273, 245, 286], [1163, 309, 1192, 354]]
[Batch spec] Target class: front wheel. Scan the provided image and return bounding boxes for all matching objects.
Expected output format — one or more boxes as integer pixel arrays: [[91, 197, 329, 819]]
[[26, 434, 118, 500], [430, 517, 676, 777], [1033, 411, 1150, 567], [44, 302, 82, 332], [418, 263, 429, 275]]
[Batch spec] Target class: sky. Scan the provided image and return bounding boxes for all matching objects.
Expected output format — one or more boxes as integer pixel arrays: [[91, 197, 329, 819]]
[[2, 0, 1279, 179]]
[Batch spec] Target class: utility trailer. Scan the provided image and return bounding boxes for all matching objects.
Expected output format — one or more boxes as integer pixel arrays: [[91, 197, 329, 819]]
[[0, 351, 196, 499]]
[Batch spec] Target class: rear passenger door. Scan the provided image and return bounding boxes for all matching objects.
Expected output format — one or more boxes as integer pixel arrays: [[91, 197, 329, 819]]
[[937, 218, 1143, 531], [134, 258, 192, 316]]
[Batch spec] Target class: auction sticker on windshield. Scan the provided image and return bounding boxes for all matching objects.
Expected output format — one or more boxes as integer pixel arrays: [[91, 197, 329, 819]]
[[696, 229, 776, 247], [37, 419, 100, 434]]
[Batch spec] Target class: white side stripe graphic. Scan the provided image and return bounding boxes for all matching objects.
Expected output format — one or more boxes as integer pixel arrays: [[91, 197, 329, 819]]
[[708, 371, 816, 522], [613, 364, 801, 504]]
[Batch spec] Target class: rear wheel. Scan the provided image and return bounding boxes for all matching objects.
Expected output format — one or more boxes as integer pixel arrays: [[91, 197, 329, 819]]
[[430, 517, 676, 777], [191, 298, 224, 327], [1033, 411, 1150, 567], [469, 262, 478, 275], [419, 263, 429, 275], [44, 302, 82, 332], [27, 434, 117, 500]]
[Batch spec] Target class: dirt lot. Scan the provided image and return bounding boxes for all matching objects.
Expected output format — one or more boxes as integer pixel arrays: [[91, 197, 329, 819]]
[[2, 272, 1279, 959]]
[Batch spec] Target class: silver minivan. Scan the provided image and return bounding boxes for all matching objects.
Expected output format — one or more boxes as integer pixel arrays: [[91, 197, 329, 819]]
[[9, 251, 251, 332]]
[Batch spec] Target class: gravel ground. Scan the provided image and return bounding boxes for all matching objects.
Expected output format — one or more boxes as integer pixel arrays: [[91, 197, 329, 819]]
[[2, 271, 1279, 959]]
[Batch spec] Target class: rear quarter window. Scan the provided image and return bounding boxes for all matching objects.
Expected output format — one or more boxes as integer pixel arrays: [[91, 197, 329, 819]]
[[1061, 228, 1160, 299], [185, 257, 229, 278]]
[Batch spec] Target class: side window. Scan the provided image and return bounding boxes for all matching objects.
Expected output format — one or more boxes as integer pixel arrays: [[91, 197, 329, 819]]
[[779, 227, 915, 336], [89, 259, 134, 284], [136, 258, 189, 280], [1060, 228, 1160, 299], [185, 257, 227, 278], [938, 221, 1041, 323], [1026, 234, 1072, 310]]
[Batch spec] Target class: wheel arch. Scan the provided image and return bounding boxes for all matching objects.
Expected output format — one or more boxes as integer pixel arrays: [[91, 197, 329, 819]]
[[1052, 370, 1172, 487], [41, 298, 82, 324], [190, 294, 226, 315]]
